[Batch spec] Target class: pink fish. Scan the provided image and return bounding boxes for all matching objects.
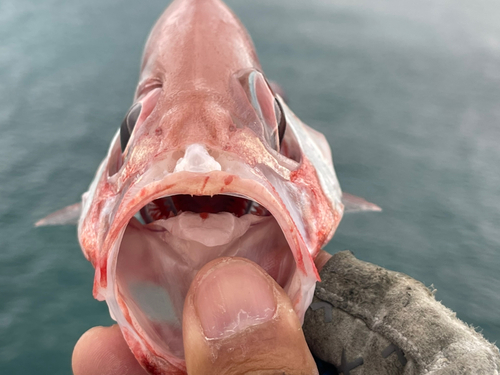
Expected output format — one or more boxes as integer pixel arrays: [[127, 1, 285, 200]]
[[37, 0, 379, 373]]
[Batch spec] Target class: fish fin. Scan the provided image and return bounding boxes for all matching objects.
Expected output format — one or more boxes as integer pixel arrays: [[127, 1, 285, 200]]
[[35, 202, 82, 227], [269, 80, 288, 103], [342, 192, 381, 213]]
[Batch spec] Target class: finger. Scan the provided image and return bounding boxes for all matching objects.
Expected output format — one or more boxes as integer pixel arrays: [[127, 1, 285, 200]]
[[314, 250, 332, 271], [72, 325, 148, 375], [183, 257, 318, 375]]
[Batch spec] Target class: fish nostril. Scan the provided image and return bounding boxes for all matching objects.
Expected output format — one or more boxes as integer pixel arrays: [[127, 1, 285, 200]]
[[173, 144, 222, 173]]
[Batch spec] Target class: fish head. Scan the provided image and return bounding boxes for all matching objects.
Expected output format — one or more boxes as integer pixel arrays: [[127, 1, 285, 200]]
[[78, 0, 343, 372]]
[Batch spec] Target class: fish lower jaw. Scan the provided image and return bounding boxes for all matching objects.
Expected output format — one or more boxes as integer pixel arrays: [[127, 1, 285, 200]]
[[109, 193, 304, 366]]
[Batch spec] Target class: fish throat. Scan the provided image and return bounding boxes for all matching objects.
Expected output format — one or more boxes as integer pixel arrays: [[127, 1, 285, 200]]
[[115, 193, 296, 359]]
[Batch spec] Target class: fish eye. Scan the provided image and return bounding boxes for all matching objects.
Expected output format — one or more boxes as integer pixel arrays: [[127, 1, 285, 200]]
[[274, 98, 286, 146], [237, 69, 288, 152], [120, 102, 142, 152]]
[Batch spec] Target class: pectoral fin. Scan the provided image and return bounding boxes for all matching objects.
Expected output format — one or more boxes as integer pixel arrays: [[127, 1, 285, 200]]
[[342, 192, 381, 213], [35, 202, 82, 227]]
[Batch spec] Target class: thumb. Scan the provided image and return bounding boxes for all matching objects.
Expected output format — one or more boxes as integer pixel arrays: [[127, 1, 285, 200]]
[[183, 257, 318, 375]]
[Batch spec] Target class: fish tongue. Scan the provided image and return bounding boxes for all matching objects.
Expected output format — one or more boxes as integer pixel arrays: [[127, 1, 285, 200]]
[[162, 211, 252, 247]]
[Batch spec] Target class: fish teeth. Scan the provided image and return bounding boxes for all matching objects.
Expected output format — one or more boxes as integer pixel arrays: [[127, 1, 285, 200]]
[[139, 194, 270, 224]]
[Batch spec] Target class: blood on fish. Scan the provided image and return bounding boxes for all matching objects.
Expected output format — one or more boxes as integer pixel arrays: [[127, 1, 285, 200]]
[[117, 296, 132, 325], [294, 241, 306, 273], [99, 259, 108, 288], [142, 362, 166, 375], [224, 175, 233, 185], [201, 176, 209, 191]]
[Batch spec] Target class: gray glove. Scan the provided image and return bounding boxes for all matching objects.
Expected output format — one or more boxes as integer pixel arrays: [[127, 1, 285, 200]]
[[303, 251, 500, 374]]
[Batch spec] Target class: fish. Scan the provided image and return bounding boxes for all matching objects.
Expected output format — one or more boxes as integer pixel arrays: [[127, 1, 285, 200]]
[[36, 0, 380, 373]]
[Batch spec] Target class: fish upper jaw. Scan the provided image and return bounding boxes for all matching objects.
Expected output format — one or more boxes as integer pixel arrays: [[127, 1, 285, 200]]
[[87, 143, 322, 297]]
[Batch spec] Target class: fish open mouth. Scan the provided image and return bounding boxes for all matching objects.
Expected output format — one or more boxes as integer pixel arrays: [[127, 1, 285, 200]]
[[114, 193, 297, 359]]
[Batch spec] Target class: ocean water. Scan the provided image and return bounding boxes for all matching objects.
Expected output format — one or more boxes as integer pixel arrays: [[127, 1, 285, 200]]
[[1, 0, 499, 373]]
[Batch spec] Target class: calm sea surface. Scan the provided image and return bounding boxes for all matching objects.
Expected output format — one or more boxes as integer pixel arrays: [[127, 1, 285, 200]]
[[1, 0, 500, 373]]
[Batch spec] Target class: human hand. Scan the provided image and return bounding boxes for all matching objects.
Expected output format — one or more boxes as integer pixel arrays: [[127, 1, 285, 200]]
[[72, 253, 332, 375]]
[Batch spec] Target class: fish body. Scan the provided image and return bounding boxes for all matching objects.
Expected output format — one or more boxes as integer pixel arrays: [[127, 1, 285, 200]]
[[45, 0, 377, 373]]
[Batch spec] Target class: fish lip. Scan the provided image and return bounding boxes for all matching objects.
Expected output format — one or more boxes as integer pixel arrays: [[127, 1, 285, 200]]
[[104, 169, 318, 295], [97, 170, 318, 364]]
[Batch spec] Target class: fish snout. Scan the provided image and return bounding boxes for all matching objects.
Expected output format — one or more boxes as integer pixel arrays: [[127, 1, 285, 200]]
[[173, 144, 222, 173]]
